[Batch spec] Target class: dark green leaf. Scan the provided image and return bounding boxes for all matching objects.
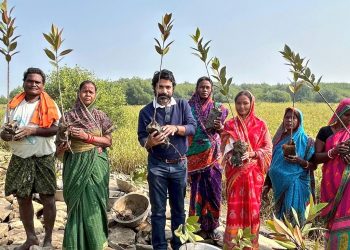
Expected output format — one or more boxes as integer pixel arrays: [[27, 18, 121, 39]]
[[163, 13, 172, 25], [305, 67, 311, 78], [10, 35, 20, 42], [163, 32, 169, 41], [165, 40, 174, 49], [155, 45, 163, 55], [44, 48, 56, 61], [9, 41, 16, 51], [59, 49, 73, 56], [227, 78, 233, 86], [10, 50, 19, 57], [158, 23, 165, 34], [0, 48, 6, 56], [43, 33, 53, 45], [219, 66, 226, 81], [195, 27, 200, 41], [3, 36, 9, 46], [203, 40, 211, 49], [7, 25, 14, 38], [154, 38, 161, 47]]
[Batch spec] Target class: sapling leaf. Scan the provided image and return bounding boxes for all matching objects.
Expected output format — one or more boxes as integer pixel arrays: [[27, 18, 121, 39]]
[[291, 207, 300, 227], [44, 48, 56, 61], [59, 49, 73, 56]]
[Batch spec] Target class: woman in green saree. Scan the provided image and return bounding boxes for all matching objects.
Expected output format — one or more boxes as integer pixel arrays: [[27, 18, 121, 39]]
[[57, 80, 115, 250]]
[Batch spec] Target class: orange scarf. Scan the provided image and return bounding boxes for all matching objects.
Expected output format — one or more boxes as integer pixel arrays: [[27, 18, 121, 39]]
[[8, 91, 60, 128]]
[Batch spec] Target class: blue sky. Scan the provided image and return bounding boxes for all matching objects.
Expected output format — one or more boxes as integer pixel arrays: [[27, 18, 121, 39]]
[[1, 0, 350, 96]]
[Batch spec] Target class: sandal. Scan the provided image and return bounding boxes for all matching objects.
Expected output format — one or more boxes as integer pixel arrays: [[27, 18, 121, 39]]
[[208, 229, 222, 241]]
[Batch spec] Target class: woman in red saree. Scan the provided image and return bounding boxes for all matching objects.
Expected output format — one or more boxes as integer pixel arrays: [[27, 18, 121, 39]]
[[313, 98, 350, 249], [221, 91, 272, 249]]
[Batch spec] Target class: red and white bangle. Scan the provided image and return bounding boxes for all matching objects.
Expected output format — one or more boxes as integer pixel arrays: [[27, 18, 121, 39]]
[[85, 134, 95, 144], [327, 148, 336, 159]]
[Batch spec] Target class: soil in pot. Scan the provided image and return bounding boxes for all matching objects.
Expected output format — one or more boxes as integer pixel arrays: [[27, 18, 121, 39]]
[[205, 107, 222, 130], [230, 140, 248, 166], [340, 139, 350, 156], [146, 120, 170, 146], [3, 120, 19, 136], [282, 139, 296, 157]]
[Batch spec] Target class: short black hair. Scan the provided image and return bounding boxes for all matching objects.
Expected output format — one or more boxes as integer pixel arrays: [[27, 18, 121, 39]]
[[79, 80, 97, 91], [196, 76, 212, 89], [234, 90, 253, 103], [151, 69, 176, 90], [23, 67, 46, 84]]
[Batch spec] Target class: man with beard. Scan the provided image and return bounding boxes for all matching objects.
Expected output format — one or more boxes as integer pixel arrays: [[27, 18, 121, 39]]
[[138, 69, 196, 250]]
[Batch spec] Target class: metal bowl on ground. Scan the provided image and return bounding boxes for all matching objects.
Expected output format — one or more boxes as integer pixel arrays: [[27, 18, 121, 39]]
[[179, 243, 221, 250], [112, 192, 150, 228]]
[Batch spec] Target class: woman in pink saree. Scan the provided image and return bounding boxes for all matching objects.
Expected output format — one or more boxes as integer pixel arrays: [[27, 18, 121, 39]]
[[313, 98, 350, 249], [221, 91, 272, 249]]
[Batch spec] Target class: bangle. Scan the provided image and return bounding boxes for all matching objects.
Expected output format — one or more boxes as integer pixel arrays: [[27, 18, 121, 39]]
[[327, 148, 335, 159], [85, 134, 95, 144], [305, 161, 309, 169], [175, 126, 179, 134]]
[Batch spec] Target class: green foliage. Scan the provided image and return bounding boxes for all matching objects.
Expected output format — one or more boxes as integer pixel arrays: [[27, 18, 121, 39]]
[[118, 77, 154, 105], [130, 164, 147, 185], [46, 66, 126, 127], [116, 78, 349, 105], [0, 2, 20, 63], [43, 24, 73, 68], [281, 44, 350, 134], [190, 27, 212, 76], [154, 13, 174, 57], [262, 90, 291, 103], [174, 216, 204, 244], [9, 85, 22, 98], [231, 228, 255, 250], [0, 95, 7, 104], [0, 1, 20, 121], [265, 196, 327, 250]]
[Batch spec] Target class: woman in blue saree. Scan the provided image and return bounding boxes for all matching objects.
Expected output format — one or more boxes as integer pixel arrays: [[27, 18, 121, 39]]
[[263, 107, 315, 222]]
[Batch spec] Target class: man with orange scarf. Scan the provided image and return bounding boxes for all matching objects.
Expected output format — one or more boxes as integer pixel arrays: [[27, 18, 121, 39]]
[[0, 68, 60, 250]]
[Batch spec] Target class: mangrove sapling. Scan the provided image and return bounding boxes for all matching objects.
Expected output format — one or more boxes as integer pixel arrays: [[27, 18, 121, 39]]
[[265, 196, 327, 250], [190, 28, 248, 166], [0, 1, 20, 136], [43, 24, 73, 145], [281, 44, 350, 154], [146, 13, 174, 148], [174, 216, 204, 245], [231, 227, 256, 250], [190, 28, 235, 129], [280, 45, 306, 157]]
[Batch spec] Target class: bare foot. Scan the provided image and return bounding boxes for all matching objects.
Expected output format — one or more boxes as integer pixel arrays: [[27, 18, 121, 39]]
[[14, 237, 39, 250], [43, 235, 53, 248]]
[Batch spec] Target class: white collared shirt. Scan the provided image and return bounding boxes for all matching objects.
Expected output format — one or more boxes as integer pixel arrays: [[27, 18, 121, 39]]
[[152, 97, 177, 109]]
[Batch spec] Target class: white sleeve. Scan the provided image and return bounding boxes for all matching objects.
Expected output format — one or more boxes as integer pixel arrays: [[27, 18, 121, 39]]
[[223, 137, 235, 156]]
